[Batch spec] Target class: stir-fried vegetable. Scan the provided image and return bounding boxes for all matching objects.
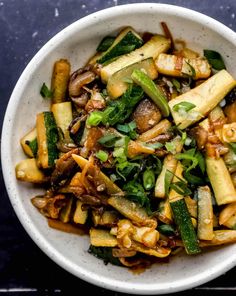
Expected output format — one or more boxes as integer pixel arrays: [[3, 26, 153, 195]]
[[15, 25, 236, 270]]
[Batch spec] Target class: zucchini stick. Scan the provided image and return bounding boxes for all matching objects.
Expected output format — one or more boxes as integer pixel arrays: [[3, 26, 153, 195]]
[[108, 195, 157, 227], [51, 59, 71, 104], [219, 202, 236, 225], [155, 53, 211, 79], [72, 154, 122, 195], [73, 200, 88, 224], [90, 228, 118, 247], [155, 154, 178, 198], [138, 119, 171, 142], [170, 198, 201, 255], [169, 162, 184, 202], [199, 230, 236, 247], [101, 35, 171, 83], [197, 186, 214, 240], [206, 156, 236, 205], [169, 70, 236, 129], [15, 158, 48, 183]]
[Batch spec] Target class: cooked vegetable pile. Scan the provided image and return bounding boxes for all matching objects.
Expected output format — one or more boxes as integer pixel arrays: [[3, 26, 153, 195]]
[[16, 25, 236, 269]]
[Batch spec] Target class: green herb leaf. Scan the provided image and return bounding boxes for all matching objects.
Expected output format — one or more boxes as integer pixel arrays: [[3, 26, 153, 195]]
[[88, 245, 122, 266], [123, 180, 151, 212], [183, 170, 205, 185], [165, 142, 176, 154], [96, 36, 115, 52], [204, 49, 226, 70], [170, 181, 192, 196], [95, 150, 109, 162], [116, 121, 137, 139], [40, 83, 53, 99], [164, 170, 173, 196], [185, 61, 196, 78], [98, 134, 121, 148], [158, 224, 176, 236], [175, 151, 199, 172], [173, 101, 196, 112]]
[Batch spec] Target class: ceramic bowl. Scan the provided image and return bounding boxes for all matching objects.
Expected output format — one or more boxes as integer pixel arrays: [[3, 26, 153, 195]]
[[2, 3, 236, 295]]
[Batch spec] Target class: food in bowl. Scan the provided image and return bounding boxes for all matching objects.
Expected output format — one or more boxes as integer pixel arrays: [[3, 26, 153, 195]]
[[15, 24, 236, 269]]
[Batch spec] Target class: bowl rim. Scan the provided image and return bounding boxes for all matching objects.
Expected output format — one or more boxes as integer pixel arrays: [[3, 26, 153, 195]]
[[2, 3, 236, 295]]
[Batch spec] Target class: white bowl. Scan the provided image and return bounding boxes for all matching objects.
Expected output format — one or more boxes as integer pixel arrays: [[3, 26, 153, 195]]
[[2, 3, 236, 295]]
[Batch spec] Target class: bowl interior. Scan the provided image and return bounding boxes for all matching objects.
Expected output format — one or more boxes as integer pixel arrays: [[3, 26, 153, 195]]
[[2, 4, 236, 295]]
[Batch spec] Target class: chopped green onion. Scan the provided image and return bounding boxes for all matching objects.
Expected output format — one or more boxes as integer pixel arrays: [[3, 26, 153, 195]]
[[173, 101, 196, 112], [204, 49, 226, 70], [40, 83, 53, 99], [143, 142, 163, 149], [95, 150, 109, 162], [175, 152, 198, 172], [143, 169, 155, 190], [165, 141, 176, 154], [172, 79, 181, 92], [87, 111, 103, 126]]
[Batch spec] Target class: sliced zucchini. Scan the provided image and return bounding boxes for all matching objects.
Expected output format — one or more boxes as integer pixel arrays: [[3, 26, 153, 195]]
[[108, 195, 156, 227], [73, 200, 88, 224], [170, 198, 201, 255], [97, 27, 143, 65], [169, 162, 185, 202], [155, 154, 178, 198], [59, 197, 73, 223], [158, 199, 173, 223], [185, 196, 197, 218], [92, 210, 119, 227], [51, 59, 71, 104], [206, 156, 236, 205], [155, 53, 211, 79], [15, 158, 48, 183], [127, 140, 155, 158], [138, 119, 171, 142], [200, 230, 236, 247], [219, 202, 236, 225], [101, 34, 171, 83], [197, 186, 214, 240], [223, 212, 236, 229], [169, 70, 236, 129], [90, 228, 118, 247], [20, 127, 38, 158], [51, 102, 73, 141], [131, 69, 169, 116], [36, 111, 58, 168], [72, 154, 122, 195], [107, 58, 158, 99]]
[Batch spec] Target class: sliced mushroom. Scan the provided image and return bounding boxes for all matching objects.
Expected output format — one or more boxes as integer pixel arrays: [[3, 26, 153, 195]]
[[133, 99, 162, 133], [69, 70, 96, 97]]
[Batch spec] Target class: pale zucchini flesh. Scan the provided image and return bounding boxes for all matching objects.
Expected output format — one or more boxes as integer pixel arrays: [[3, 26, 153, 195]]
[[20, 127, 37, 158], [108, 195, 157, 227], [90, 228, 118, 247], [206, 156, 236, 205], [197, 186, 214, 240], [101, 35, 171, 83], [155, 154, 178, 198], [73, 200, 88, 224], [51, 102, 73, 140], [155, 53, 211, 79], [107, 58, 158, 99], [200, 230, 236, 246], [169, 70, 236, 129], [15, 158, 48, 183]]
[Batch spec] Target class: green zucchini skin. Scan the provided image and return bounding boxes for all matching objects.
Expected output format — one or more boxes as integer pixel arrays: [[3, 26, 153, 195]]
[[170, 198, 201, 255], [44, 111, 59, 167], [98, 31, 143, 64]]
